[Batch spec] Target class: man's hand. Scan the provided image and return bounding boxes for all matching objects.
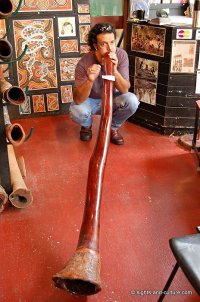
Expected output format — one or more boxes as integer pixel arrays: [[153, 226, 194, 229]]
[[87, 64, 101, 82], [108, 52, 118, 73]]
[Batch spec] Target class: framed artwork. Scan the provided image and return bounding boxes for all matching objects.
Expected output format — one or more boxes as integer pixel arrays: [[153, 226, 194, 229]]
[[134, 57, 158, 105], [170, 40, 197, 73], [46, 93, 59, 111], [59, 57, 80, 81], [19, 96, 31, 114], [32, 94, 46, 112], [78, 14, 91, 24], [131, 24, 166, 57], [61, 85, 73, 103], [12, 0, 73, 12], [79, 25, 90, 43], [80, 44, 90, 54], [60, 39, 78, 53], [78, 4, 90, 13], [13, 19, 58, 90], [58, 17, 76, 37]]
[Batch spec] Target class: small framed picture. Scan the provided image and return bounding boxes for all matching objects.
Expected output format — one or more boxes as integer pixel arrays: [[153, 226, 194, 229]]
[[60, 39, 78, 53], [32, 94, 46, 113], [46, 93, 59, 111], [170, 40, 197, 73], [58, 17, 76, 37], [61, 85, 73, 103]]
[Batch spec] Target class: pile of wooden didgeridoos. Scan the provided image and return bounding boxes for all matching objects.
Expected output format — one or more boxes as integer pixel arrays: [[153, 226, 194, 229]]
[[0, 1, 33, 212]]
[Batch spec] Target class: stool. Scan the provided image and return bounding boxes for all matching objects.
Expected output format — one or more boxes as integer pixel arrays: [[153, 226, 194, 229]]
[[192, 100, 200, 171], [158, 233, 200, 301]]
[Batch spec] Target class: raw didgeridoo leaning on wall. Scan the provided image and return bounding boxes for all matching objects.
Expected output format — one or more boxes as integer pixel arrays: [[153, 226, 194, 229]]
[[52, 53, 114, 295]]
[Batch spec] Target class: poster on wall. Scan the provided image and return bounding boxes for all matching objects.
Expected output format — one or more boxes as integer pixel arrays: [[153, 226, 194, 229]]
[[32, 95, 46, 113], [80, 44, 90, 54], [59, 57, 80, 81], [19, 96, 31, 115], [134, 57, 158, 105], [78, 4, 90, 13], [78, 14, 91, 24], [170, 40, 197, 73], [46, 93, 59, 111], [12, 0, 73, 12], [13, 19, 58, 90], [79, 25, 90, 43], [58, 17, 76, 37], [131, 24, 166, 57], [61, 85, 73, 103], [60, 40, 78, 53]]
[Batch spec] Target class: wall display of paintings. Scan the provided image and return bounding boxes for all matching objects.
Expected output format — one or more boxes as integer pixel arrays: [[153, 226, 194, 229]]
[[7, 0, 90, 118], [170, 40, 197, 73], [13, 18, 58, 90], [61, 85, 73, 103], [12, 0, 73, 12], [134, 57, 158, 105], [131, 24, 166, 57]]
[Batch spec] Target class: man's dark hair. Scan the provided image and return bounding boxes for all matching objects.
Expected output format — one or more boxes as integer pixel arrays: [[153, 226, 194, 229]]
[[88, 23, 116, 50]]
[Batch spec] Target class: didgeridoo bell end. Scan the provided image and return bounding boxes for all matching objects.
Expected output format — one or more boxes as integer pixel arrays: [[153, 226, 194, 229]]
[[52, 247, 101, 295]]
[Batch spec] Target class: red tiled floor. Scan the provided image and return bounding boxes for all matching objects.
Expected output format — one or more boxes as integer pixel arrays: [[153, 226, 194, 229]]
[[1, 115, 200, 302]]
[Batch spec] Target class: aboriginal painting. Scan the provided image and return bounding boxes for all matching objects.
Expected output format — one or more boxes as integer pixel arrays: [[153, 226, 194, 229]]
[[13, 19, 58, 90], [6, 0, 91, 117]]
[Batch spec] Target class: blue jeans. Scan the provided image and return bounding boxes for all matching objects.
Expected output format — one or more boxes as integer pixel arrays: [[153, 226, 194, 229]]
[[69, 92, 139, 130]]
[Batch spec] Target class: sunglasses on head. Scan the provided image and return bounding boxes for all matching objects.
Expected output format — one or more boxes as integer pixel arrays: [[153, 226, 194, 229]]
[[99, 25, 112, 32]]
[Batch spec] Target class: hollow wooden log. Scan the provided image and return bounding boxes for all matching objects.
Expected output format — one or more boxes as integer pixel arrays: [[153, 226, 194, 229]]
[[0, 0, 13, 19], [0, 39, 13, 61], [0, 78, 26, 105], [6, 123, 26, 146], [7, 144, 33, 208]]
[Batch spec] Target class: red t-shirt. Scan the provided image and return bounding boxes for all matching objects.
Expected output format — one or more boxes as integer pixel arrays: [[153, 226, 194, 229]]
[[74, 47, 130, 99]]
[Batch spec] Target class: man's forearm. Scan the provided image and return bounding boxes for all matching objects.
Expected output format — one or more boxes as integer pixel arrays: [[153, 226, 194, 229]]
[[73, 79, 93, 104], [114, 70, 130, 93]]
